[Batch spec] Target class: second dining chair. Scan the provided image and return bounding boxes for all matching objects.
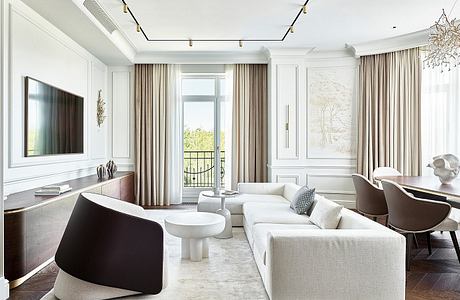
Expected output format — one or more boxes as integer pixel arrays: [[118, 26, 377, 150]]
[[381, 180, 460, 270], [352, 174, 388, 225], [372, 167, 402, 187]]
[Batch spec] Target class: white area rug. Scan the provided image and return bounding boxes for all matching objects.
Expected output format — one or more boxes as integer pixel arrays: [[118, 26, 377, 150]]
[[42, 209, 268, 300]]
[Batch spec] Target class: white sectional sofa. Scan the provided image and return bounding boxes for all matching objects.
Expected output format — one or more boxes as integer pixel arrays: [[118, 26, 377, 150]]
[[198, 183, 406, 300]]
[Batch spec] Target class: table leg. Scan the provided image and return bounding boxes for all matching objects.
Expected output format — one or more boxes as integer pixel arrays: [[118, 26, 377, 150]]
[[215, 207, 232, 239], [181, 238, 190, 259], [190, 238, 203, 262], [203, 238, 209, 258]]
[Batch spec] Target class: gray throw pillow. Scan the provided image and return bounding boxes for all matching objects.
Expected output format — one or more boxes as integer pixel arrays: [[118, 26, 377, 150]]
[[290, 186, 315, 215]]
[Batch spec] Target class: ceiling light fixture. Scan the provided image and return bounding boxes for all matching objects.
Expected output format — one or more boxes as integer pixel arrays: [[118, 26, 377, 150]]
[[120, 0, 309, 43], [239, 40, 243, 47], [424, 1, 460, 72]]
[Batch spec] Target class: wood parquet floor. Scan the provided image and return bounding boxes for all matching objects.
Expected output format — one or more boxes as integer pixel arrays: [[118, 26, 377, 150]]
[[8, 211, 460, 300]]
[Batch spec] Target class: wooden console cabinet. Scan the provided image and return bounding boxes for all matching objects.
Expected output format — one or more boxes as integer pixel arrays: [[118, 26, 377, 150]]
[[4, 171, 135, 288]]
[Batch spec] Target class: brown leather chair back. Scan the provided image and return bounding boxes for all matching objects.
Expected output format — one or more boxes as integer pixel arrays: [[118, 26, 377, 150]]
[[381, 180, 451, 232], [352, 174, 388, 216]]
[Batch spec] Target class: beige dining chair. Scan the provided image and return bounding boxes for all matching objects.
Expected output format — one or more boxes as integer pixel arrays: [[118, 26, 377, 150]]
[[372, 167, 402, 187], [382, 180, 460, 270], [352, 174, 388, 225]]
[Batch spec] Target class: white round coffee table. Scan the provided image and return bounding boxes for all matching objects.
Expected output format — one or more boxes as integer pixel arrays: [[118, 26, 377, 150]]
[[164, 212, 225, 262]]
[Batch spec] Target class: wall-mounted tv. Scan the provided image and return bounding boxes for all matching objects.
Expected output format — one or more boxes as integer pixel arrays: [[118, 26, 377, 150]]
[[25, 77, 84, 157]]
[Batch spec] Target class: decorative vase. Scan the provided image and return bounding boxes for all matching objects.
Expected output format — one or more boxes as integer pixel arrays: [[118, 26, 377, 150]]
[[106, 160, 118, 178], [96, 164, 106, 180], [427, 154, 460, 185]]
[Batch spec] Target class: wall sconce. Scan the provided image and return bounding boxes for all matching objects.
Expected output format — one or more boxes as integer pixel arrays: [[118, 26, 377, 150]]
[[97, 89, 106, 127]]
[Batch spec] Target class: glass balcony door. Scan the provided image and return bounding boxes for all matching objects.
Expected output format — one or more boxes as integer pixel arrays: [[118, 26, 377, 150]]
[[182, 74, 230, 201]]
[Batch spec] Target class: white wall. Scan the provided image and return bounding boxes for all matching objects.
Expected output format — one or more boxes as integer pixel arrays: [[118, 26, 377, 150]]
[[268, 49, 359, 208], [2, 0, 110, 196], [107, 66, 135, 171]]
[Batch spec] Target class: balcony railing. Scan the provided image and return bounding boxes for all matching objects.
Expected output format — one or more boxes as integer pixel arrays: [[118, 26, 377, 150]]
[[184, 150, 225, 188]]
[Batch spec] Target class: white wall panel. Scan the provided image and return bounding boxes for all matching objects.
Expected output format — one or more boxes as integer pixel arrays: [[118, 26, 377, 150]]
[[268, 50, 359, 208], [276, 64, 298, 160], [2, 1, 109, 195], [111, 71, 131, 158]]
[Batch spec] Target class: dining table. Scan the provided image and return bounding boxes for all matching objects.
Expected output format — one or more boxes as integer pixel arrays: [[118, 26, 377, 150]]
[[377, 176, 460, 209]]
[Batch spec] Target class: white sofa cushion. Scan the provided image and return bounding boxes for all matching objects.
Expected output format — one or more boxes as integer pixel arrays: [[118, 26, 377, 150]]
[[253, 223, 320, 265], [198, 193, 288, 215], [310, 198, 343, 229], [243, 202, 314, 229]]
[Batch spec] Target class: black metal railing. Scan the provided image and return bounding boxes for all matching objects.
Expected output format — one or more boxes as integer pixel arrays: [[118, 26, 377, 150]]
[[184, 150, 225, 188]]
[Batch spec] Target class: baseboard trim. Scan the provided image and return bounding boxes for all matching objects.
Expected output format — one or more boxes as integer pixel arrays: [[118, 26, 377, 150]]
[[0, 277, 9, 300], [9, 258, 54, 289]]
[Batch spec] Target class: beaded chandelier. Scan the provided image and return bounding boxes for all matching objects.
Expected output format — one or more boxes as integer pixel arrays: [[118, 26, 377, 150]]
[[424, 9, 460, 72]]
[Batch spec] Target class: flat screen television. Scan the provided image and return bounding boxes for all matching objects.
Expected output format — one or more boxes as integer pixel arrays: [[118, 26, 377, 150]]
[[25, 77, 84, 157]]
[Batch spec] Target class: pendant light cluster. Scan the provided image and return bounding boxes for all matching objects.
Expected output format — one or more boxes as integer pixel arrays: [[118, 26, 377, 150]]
[[121, 0, 309, 47]]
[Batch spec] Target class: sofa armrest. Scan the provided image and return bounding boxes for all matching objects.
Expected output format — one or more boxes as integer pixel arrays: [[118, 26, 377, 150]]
[[237, 183, 285, 195], [265, 230, 405, 300]]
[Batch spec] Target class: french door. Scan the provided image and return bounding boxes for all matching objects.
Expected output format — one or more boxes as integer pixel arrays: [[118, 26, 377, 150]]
[[181, 74, 231, 201]]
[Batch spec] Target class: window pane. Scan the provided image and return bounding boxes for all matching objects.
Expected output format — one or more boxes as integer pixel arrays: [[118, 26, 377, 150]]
[[182, 78, 215, 96]]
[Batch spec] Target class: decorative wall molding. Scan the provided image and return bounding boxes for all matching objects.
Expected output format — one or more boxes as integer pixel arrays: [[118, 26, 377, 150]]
[[275, 64, 299, 160], [2, 0, 109, 195], [135, 51, 269, 64], [268, 51, 358, 207], [348, 29, 429, 57], [276, 174, 300, 184]]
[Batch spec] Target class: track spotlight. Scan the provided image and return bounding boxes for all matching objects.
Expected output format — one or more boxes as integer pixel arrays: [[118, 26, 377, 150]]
[[136, 24, 141, 32], [303, 5, 307, 14], [123, 4, 128, 13], [289, 26, 294, 33], [189, 39, 193, 47], [239, 40, 243, 48]]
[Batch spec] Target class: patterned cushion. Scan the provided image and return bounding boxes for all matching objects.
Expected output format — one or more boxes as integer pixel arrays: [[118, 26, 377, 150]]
[[290, 186, 315, 215]]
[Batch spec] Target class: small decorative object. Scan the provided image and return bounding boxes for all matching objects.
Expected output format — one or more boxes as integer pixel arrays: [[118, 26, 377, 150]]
[[427, 154, 460, 184], [96, 89, 106, 127], [106, 160, 118, 178], [96, 164, 106, 179]]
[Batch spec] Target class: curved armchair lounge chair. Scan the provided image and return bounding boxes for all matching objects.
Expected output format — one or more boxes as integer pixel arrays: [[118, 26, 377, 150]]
[[53, 193, 167, 299], [382, 180, 460, 270], [352, 174, 388, 224]]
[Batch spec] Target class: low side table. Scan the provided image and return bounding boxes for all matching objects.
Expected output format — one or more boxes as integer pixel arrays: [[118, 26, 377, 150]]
[[164, 212, 225, 262], [201, 190, 237, 239]]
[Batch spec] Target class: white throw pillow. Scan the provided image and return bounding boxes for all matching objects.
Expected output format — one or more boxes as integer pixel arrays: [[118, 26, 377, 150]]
[[309, 198, 343, 229]]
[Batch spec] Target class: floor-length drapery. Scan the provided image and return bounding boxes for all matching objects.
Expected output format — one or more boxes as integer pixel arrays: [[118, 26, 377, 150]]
[[357, 48, 421, 179], [135, 64, 182, 206], [421, 50, 460, 175], [231, 64, 268, 189]]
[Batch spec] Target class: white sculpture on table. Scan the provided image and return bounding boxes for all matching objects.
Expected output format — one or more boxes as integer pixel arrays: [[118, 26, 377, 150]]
[[427, 154, 460, 184]]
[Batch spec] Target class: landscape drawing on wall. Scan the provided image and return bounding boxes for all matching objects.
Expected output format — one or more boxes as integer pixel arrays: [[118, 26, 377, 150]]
[[308, 67, 356, 158]]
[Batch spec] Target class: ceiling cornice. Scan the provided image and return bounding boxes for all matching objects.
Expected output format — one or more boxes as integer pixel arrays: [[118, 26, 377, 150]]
[[134, 51, 269, 64], [267, 48, 315, 58], [348, 29, 429, 57]]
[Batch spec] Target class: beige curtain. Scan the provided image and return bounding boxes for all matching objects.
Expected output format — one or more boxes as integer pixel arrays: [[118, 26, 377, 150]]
[[357, 48, 422, 178], [231, 64, 268, 189], [134, 64, 181, 206]]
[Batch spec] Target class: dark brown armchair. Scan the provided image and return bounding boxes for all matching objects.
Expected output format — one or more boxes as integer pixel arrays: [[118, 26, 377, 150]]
[[381, 180, 460, 270], [53, 193, 167, 299], [352, 174, 388, 224]]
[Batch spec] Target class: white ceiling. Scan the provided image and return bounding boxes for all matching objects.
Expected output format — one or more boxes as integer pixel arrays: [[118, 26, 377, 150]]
[[19, 0, 460, 64], [98, 0, 460, 52]]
